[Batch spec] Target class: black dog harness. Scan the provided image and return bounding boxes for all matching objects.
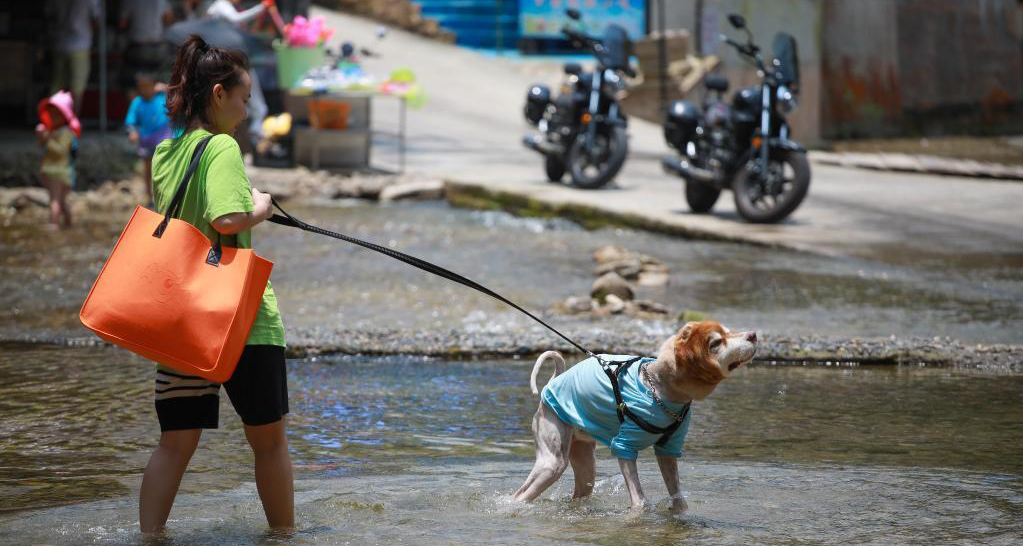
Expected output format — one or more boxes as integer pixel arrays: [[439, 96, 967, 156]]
[[599, 356, 691, 447]]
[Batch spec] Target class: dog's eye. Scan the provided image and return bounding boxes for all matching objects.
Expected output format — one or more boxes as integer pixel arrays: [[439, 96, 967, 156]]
[[709, 338, 722, 350]]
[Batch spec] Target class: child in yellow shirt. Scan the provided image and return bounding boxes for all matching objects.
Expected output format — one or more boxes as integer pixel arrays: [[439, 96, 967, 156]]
[[35, 91, 81, 228]]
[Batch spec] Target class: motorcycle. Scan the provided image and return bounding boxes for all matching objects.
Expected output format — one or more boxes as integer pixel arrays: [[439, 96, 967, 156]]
[[661, 14, 810, 223], [522, 9, 634, 189]]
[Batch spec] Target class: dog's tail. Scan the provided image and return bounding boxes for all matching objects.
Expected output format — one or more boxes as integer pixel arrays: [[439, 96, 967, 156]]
[[530, 351, 566, 395]]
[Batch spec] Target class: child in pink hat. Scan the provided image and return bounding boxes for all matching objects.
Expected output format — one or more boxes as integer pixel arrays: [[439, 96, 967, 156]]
[[35, 90, 81, 228]]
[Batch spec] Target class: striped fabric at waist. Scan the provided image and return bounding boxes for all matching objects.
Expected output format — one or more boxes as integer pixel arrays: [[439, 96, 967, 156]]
[[155, 366, 220, 401]]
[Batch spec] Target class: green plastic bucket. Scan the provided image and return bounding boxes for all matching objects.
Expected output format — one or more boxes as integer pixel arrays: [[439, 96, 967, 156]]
[[273, 40, 327, 89]]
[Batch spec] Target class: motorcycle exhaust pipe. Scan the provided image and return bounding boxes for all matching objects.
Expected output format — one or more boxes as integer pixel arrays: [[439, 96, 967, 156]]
[[661, 156, 719, 184], [523, 135, 564, 156]]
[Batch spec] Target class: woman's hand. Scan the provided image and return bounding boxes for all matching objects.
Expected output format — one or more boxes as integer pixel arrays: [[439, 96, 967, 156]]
[[251, 187, 273, 221]]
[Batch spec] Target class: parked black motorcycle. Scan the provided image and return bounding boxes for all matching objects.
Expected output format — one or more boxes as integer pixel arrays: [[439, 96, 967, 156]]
[[522, 9, 634, 189], [662, 14, 810, 223]]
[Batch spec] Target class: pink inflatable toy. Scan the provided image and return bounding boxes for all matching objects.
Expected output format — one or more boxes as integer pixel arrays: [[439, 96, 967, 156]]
[[284, 15, 334, 47]]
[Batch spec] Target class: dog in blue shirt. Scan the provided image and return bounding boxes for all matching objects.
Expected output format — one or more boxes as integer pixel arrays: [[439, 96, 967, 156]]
[[513, 320, 758, 512]]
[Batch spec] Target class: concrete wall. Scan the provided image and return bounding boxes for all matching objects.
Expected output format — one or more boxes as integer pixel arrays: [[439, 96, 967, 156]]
[[819, 0, 901, 138], [820, 0, 1023, 138], [657, 0, 1023, 141], [893, 0, 1023, 135]]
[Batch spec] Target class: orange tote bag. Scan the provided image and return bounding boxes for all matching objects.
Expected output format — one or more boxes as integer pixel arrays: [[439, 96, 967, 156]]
[[80, 136, 272, 383]]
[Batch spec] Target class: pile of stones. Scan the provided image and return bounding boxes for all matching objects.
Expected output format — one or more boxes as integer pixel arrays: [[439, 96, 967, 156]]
[[556, 245, 671, 318]]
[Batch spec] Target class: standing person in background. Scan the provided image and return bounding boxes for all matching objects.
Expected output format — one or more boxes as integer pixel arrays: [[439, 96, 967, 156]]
[[118, 0, 174, 92], [207, 0, 275, 26], [36, 91, 82, 229], [179, 0, 207, 22], [139, 34, 292, 533], [206, 0, 278, 149], [45, 0, 101, 116], [124, 73, 171, 205]]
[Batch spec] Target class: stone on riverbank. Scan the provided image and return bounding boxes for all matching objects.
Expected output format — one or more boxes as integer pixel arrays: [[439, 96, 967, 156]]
[[379, 180, 445, 202], [556, 296, 594, 314]]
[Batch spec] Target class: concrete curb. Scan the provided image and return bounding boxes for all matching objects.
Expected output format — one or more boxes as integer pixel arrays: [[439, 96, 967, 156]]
[[442, 179, 832, 256], [809, 150, 1023, 180]]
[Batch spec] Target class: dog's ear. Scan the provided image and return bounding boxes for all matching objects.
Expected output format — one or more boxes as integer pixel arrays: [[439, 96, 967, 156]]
[[674, 321, 726, 385], [678, 322, 697, 343]]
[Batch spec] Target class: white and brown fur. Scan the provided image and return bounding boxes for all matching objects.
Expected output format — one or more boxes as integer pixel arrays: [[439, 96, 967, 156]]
[[513, 321, 758, 511]]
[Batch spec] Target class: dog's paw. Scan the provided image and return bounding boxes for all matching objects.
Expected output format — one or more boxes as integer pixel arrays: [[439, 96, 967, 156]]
[[669, 496, 688, 514]]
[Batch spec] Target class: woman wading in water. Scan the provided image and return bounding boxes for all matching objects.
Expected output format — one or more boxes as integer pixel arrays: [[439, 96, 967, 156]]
[[139, 34, 293, 532]]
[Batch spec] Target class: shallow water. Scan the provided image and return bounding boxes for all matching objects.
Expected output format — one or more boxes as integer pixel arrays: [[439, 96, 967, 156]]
[[1, 344, 1020, 545], [2, 200, 1023, 345]]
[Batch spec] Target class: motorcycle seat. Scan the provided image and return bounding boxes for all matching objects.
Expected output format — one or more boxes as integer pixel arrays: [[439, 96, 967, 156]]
[[704, 75, 729, 93]]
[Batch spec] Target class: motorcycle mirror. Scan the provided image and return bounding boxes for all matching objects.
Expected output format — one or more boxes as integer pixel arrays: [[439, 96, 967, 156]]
[[728, 14, 746, 29], [566, 8, 581, 20]]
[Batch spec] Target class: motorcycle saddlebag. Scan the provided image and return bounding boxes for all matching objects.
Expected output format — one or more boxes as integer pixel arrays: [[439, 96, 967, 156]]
[[664, 100, 701, 151], [524, 84, 551, 125]]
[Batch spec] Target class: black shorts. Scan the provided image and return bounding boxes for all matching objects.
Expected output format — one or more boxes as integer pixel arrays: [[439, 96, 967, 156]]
[[154, 345, 289, 432]]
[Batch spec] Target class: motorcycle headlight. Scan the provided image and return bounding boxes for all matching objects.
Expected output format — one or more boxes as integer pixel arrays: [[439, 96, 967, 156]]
[[603, 69, 626, 93], [776, 85, 797, 113]]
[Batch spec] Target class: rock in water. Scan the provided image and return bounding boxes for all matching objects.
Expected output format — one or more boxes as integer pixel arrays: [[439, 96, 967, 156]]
[[637, 271, 669, 287], [604, 294, 627, 314], [560, 296, 594, 314], [593, 245, 628, 264], [591, 271, 634, 303]]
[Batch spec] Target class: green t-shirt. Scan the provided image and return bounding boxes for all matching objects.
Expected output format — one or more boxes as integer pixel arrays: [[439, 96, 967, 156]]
[[151, 129, 285, 347]]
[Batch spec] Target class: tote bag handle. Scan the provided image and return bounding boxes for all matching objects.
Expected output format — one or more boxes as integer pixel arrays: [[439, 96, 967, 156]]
[[150, 135, 225, 264]]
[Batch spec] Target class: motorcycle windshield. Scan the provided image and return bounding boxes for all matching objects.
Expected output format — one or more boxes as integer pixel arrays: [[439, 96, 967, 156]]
[[772, 32, 800, 91], [601, 24, 631, 71]]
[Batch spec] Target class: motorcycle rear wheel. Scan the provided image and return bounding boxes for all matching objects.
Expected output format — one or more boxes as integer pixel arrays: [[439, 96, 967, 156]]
[[567, 126, 628, 189], [732, 151, 811, 223], [684, 181, 721, 213]]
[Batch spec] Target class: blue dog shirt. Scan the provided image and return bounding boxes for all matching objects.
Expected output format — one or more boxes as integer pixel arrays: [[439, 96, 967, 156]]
[[541, 354, 692, 461]]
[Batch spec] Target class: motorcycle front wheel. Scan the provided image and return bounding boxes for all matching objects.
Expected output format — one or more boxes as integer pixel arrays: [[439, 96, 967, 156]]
[[545, 155, 566, 182], [567, 126, 628, 189], [732, 151, 811, 223], [684, 181, 721, 213]]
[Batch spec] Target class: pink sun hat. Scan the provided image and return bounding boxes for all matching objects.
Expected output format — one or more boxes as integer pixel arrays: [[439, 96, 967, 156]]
[[38, 91, 82, 137]]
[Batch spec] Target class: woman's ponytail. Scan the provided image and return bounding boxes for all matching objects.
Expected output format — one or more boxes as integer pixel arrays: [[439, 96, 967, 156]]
[[166, 35, 249, 131]]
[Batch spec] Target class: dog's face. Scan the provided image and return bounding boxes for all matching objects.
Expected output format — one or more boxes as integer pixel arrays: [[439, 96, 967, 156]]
[[664, 320, 758, 399]]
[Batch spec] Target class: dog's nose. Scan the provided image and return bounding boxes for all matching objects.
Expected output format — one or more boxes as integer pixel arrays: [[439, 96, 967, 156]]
[[746, 331, 757, 343]]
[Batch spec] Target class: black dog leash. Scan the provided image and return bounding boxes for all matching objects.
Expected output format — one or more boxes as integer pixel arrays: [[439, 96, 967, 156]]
[[267, 198, 689, 443], [267, 197, 597, 358]]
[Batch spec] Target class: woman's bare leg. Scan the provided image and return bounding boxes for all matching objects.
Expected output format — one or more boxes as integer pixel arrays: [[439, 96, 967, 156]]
[[244, 418, 294, 528], [139, 429, 202, 532]]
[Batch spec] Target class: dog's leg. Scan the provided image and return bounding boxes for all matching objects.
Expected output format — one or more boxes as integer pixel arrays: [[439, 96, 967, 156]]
[[513, 403, 573, 502], [617, 458, 648, 509], [656, 456, 687, 513], [568, 435, 597, 499]]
